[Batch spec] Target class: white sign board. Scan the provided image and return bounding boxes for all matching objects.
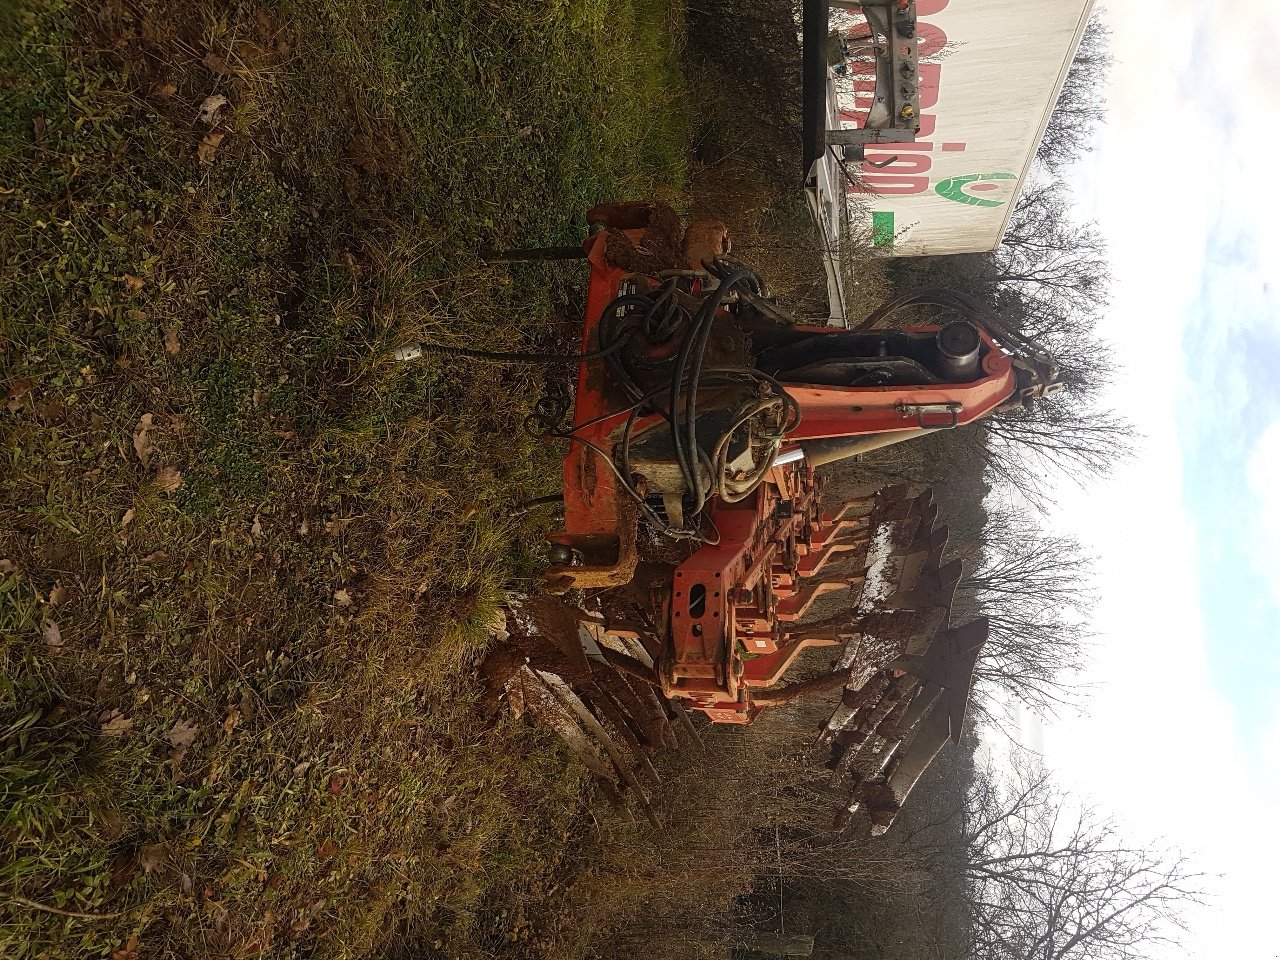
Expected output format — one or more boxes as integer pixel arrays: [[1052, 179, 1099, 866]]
[[839, 0, 1094, 256]]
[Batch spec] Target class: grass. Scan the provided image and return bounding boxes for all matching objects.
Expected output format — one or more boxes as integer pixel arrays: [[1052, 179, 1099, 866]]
[[0, 0, 687, 956]]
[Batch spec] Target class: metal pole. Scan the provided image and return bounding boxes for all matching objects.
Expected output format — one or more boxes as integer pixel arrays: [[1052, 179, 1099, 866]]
[[480, 245, 587, 263]]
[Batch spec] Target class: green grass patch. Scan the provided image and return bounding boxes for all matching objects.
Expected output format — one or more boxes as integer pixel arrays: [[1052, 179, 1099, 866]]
[[0, 0, 686, 956]]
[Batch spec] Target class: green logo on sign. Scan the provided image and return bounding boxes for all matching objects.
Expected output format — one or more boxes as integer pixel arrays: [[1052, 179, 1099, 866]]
[[935, 172, 1018, 208]]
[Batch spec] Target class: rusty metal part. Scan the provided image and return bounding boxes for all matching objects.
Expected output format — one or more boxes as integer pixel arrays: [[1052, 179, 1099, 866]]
[[482, 484, 987, 836], [808, 489, 990, 834], [476, 203, 1062, 833], [480, 593, 693, 824]]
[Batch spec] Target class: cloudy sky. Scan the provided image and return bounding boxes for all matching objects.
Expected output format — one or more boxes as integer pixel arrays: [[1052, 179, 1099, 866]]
[[1040, 2, 1280, 957]]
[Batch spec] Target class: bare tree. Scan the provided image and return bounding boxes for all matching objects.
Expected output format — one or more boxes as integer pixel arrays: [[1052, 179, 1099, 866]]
[[1036, 14, 1113, 173], [982, 401, 1137, 509], [996, 182, 1112, 320], [949, 507, 1097, 717], [948, 752, 1207, 960]]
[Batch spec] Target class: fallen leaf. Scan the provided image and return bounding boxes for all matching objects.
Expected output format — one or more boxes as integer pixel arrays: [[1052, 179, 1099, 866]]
[[223, 706, 241, 735], [123, 274, 146, 293], [298, 518, 309, 535], [168, 719, 199, 749], [32, 116, 46, 141], [198, 130, 226, 164], [250, 514, 263, 538], [133, 413, 154, 466], [151, 82, 178, 100], [154, 465, 183, 493], [141, 550, 170, 564], [100, 710, 134, 737], [333, 588, 352, 607], [49, 582, 70, 606], [42, 619, 64, 648], [0, 559, 16, 574], [316, 839, 338, 860], [139, 842, 170, 874], [202, 51, 232, 75], [328, 777, 344, 795], [6, 378, 32, 413], [121, 507, 136, 528], [111, 932, 140, 960], [197, 93, 230, 126], [164, 327, 180, 355]]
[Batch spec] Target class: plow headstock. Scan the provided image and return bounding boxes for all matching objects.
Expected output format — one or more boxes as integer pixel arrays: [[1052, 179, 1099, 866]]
[[461, 202, 1054, 833]]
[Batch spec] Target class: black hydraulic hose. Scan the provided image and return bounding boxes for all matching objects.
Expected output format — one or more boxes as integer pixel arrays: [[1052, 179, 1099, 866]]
[[677, 269, 755, 508], [511, 493, 565, 516], [850, 286, 1059, 382], [405, 340, 626, 364]]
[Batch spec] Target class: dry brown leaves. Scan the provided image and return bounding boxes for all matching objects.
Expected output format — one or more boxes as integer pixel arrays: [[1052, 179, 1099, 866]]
[[133, 413, 155, 466], [154, 465, 183, 493], [201, 51, 233, 76], [99, 710, 134, 737], [168, 719, 199, 749], [164, 327, 181, 355], [138, 841, 170, 875], [198, 131, 226, 164], [6, 378, 32, 412]]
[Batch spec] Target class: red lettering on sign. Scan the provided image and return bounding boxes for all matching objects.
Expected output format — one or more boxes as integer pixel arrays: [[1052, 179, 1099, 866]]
[[845, 0, 953, 199], [917, 63, 941, 109], [858, 176, 930, 195], [864, 154, 932, 175], [916, 22, 947, 59]]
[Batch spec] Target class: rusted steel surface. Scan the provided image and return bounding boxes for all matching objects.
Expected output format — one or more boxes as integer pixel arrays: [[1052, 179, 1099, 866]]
[[460, 204, 1064, 834], [481, 485, 987, 834], [480, 594, 688, 824], [812, 488, 989, 834]]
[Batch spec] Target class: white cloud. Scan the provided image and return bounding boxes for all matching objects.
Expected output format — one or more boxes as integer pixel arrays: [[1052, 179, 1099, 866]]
[[1244, 422, 1280, 608], [1046, 453, 1276, 960], [1038, 5, 1280, 959]]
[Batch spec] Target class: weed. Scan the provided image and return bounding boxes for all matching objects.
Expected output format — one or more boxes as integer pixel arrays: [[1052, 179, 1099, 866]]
[[1, 0, 685, 956]]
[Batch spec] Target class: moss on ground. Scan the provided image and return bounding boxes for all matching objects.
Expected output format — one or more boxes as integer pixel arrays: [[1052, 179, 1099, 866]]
[[0, 0, 686, 956]]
